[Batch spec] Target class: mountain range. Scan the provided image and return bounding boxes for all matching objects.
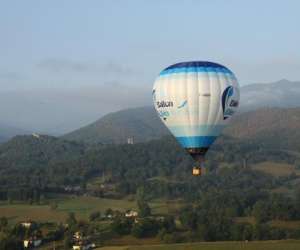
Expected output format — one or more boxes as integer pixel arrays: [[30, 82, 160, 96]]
[[62, 106, 300, 153], [2, 107, 300, 170], [240, 79, 300, 111], [63, 81, 300, 145], [62, 106, 169, 144], [1, 79, 300, 143]]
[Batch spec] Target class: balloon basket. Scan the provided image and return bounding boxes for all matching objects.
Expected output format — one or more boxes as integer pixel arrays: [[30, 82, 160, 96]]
[[192, 167, 206, 176]]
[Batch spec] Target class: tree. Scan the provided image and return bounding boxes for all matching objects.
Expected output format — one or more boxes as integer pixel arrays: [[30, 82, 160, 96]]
[[105, 208, 113, 217], [46, 224, 64, 241], [63, 232, 73, 250], [252, 201, 269, 223], [0, 236, 23, 250], [136, 186, 146, 201], [136, 185, 151, 217], [230, 224, 244, 241], [0, 217, 8, 231], [253, 223, 270, 240], [242, 224, 253, 241], [66, 212, 77, 231], [295, 187, 300, 217], [89, 211, 101, 221], [162, 232, 181, 243], [157, 228, 167, 240], [137, 200, 151, 217], [179, 207, 197, 230], [162, 215, 176, 233], [131, 218, 160, 238], [111, 217, 133, 235]]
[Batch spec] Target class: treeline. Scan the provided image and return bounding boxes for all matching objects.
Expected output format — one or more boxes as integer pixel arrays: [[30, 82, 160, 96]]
[[0, 187, 43, 203], [178, 189, 300, 241], [1, 135, 299, 202]]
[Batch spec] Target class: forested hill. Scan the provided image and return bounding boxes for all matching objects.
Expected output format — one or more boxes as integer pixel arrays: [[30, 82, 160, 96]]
[[62, 106, 169, 144], [0, 134, 85, 169], [1, 113, 300, 208], [2, 108, 300, 172], [63, 106, 300, 147], [224, 107, 300, 151], [1, 129, 299, 201], [225, 108, 300, 138]]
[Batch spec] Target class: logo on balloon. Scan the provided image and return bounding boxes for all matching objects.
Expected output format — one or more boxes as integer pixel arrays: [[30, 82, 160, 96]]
[[156, 101, 174, 108], [222, 86, 239, 120], [177, 100, 187, 109]]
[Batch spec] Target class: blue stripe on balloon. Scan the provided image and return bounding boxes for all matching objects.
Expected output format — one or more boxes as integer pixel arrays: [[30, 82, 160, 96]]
[[159, 67, 234, 76], [169, 125, 225, 137], [176, 136, 217, 148], [164, 61, 228, 70]]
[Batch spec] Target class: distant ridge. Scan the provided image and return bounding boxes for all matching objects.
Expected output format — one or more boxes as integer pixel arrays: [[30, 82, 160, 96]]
[[240, 79, 300, 111], [62, 105, 300, 147], [3, 107, 300, 170], [63, 79, 300, 144], [62, 106, 169, 144], [1, 79, 300, 137], [0, 123, 30, 143]]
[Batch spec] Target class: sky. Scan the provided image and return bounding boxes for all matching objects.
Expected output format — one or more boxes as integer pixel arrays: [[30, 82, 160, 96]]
[[0, 0, 299, 134]]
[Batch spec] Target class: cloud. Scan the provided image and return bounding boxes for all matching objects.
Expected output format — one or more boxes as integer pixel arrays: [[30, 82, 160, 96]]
[[37, 58, 135, 76], [0, 82, 152, 134]]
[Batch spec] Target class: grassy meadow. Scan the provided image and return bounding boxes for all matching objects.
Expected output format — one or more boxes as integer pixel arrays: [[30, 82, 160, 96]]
[[0, 195, 183, 223]]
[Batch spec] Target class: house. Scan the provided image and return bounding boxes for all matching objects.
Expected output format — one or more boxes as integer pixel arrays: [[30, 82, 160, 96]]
[[20, 221, 33, 229], [125, 210, 138, 218], [127, 137, 134, 144], [73, 238, 95, 250], [72, 243, 95, 250], [23, 238, 42, 248], [73, 232, 95, 250], [73, 231, 83, 241], [32, 133, 40, 138], [106, 214, 113, 219], [64, 185, 82, 192]]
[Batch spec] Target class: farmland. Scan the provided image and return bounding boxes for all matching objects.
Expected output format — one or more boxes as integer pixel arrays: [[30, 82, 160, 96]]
[[251, 161, 300, 177], [0, 195, 183, 223], [97, 240, 300, 250]]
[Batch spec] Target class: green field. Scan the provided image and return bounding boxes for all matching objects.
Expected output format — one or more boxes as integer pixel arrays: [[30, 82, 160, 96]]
[[0, 203, 67, 223], [97, 241, 300, 250], [0, 196, 136, 223], [271, 220, 300, 229], [251, 161, 300, 177], [57, 196, 137, 219], [0, 196, 182, 223]]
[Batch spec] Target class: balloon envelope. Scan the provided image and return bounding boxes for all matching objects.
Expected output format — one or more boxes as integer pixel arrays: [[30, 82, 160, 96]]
[[153, 61, 239, 158]]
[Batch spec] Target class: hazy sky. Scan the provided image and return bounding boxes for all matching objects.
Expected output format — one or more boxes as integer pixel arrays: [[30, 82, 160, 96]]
[[0, 0, 299, 133]]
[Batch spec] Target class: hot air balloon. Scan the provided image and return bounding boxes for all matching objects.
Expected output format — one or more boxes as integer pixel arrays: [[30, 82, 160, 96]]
[[152, 61, 240, 176]]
